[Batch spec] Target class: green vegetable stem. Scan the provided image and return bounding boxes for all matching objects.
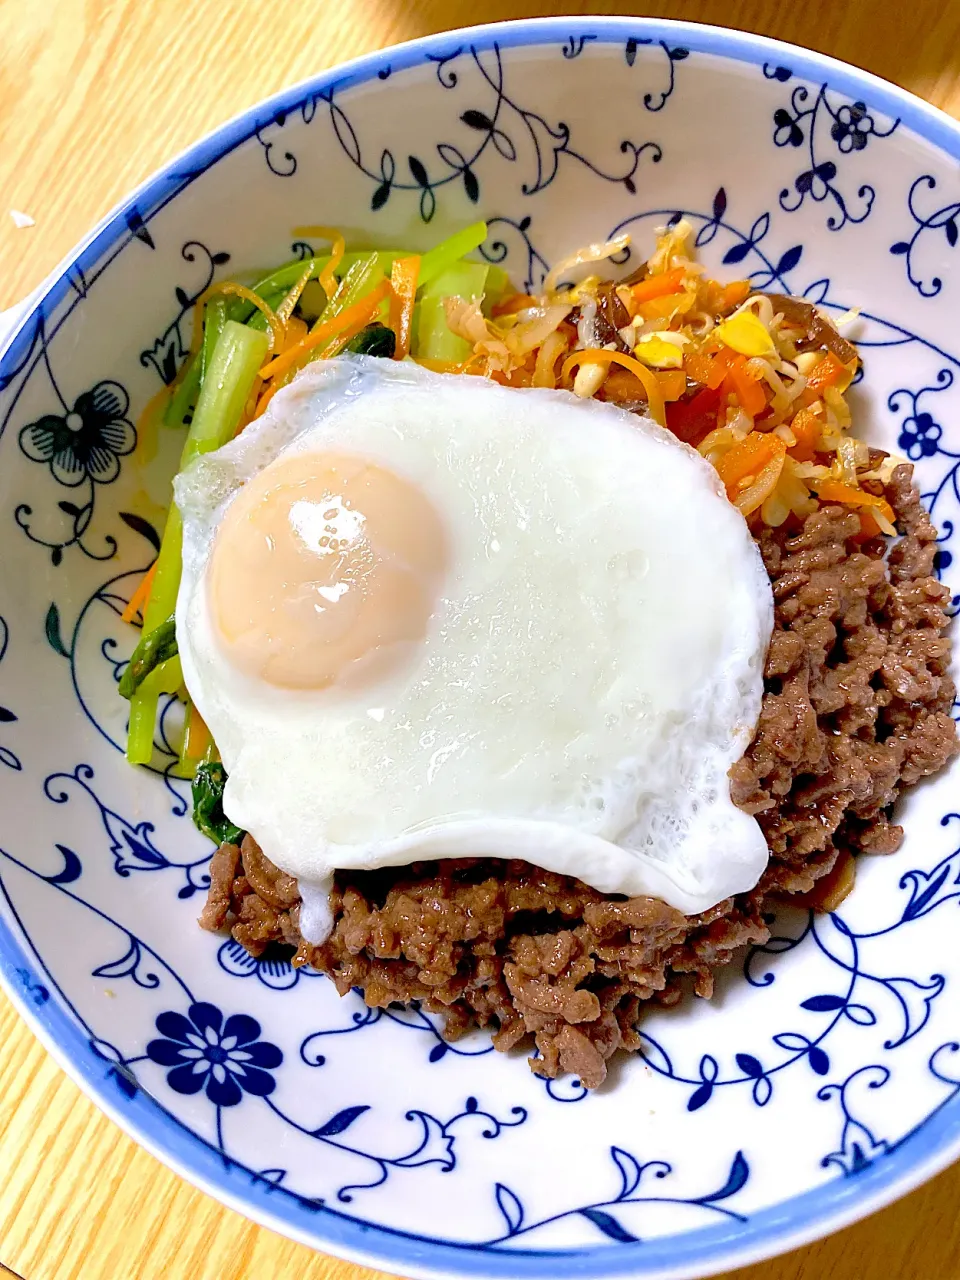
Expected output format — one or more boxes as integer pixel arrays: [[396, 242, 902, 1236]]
[[118, 616, 178, 699]]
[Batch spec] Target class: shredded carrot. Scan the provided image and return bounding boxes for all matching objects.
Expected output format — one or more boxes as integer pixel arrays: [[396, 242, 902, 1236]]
[[389, 255, 420, 360], [857, 510, 884, 538], [259, 279, 392, 383], [628, 266, 687, 306], [276, 261, 315, 328], [811, 479, 896, 528], [282, 316, 308, 351], [182, 702, 212, 765], [729, 441, 787, 515], [121, 561, 158, 625], [491, 292, 537, 317], [789, 407, 821, 462], [657, 369, 687, 402], [806, 350, 852, 393], [683, 350, 716, 386], [200, 283, 285, 353], [561, 349, 665, 426], [715, 432, 784, 490], [726, 358, 766, 417], [704, 347, 738, 390], [235, 373, 265, 436], [294, 227, 346, 301], [721, 280, 752, 310]]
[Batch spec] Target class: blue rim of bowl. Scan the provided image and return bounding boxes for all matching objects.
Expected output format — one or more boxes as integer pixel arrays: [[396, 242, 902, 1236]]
[[2, 16, 960, 1279]]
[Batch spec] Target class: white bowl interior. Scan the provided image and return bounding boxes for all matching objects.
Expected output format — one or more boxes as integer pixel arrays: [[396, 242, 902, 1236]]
[[0, 21, 959, 1280]]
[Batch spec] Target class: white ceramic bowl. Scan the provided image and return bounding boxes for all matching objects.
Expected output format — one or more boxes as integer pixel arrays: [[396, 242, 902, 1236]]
[[1, 18, 959, 1280]]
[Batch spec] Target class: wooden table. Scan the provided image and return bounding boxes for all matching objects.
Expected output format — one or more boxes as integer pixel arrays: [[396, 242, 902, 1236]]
[[3, 1, 960, 1277]]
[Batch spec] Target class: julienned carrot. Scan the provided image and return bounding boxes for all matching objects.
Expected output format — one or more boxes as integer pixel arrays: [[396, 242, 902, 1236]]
[[715, 431, 786, 493], [811, 479, 896, 529], [703, 347, 737, 390], [722, 280, 752, 310], [390, 255, 420, 360], [181, 702, 212, 768], [293, 226, 345, 301], [121, 561, 158, 625], [259, 279, 392, 383], [628, 266, 687, 306], [722, 434, 787, 516], [789, 408, 821, 461], [656, 369, 687, 402], [561, 349, 665, 426], [806, 350, 852, 393], [726, 358, 766, 417]]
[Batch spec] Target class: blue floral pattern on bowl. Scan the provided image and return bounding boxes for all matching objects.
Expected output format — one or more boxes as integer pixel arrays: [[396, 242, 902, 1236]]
[[0, 19, 959, 1280]]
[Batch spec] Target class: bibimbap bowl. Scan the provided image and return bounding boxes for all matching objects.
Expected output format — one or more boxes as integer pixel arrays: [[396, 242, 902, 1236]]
[[0, 17, 959, 1280]]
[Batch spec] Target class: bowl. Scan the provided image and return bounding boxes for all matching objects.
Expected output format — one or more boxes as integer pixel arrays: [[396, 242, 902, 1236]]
[[1, 17, 959, 1279]]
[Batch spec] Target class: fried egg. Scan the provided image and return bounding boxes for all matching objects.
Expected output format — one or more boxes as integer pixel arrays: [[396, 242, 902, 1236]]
[[175, 359, 773, 941]]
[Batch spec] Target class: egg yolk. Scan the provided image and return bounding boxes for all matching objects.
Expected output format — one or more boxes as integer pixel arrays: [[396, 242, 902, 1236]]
[[207, 451, 447, 690]]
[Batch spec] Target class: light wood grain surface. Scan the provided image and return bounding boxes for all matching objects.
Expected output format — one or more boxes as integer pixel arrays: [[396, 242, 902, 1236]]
[[3, 2, 960, 1277]]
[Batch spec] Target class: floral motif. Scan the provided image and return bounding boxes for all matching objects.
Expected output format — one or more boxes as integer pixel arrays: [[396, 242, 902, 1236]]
[[19, 382, 135, 488], [888, 369, 959, 585], [898, 408, 943, 459], [218, 938, 322, 991], [1, 36, 960, 1270], [890, 174, 960, 298], [765, 67, 899, 231], [147, 1001, 283, 1107], [14, 377, 138, 565], [830, 102, 874, 153]]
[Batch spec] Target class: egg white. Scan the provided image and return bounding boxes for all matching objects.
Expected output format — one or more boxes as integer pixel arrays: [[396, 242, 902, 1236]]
[[176, 359, 773, 940]]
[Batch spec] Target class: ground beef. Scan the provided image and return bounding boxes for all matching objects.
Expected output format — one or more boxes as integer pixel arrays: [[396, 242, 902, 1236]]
[[201, 465, 957, 1088]]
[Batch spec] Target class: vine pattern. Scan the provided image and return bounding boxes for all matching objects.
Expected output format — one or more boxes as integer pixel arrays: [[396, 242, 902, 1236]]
[[0, 839, 525, 1209], [41, 763, 211, 899], [488, 1146, 749, 1245], [819, 1044, 960, 1176], [763, 64, 900, 231], [0, 616, 20, 772], [41, 549, 191, 813], [138, 240, 231, 385], [638, 820, 960, 1112], [308, 44, 664, 221], [890, 175, 960, 298], [1, 37, 959, 1262], [479, 214, 550, 292]]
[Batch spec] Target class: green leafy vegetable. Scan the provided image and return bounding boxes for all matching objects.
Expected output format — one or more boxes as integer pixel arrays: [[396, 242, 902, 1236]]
[[192, 761, 244, 846], [118, 616, 178, 699], [126, 320, 269, 763], [345, 322, 397, 358]]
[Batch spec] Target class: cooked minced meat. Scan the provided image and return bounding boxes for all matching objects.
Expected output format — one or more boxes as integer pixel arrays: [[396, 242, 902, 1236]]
[[201, 464, 957, 1088]]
